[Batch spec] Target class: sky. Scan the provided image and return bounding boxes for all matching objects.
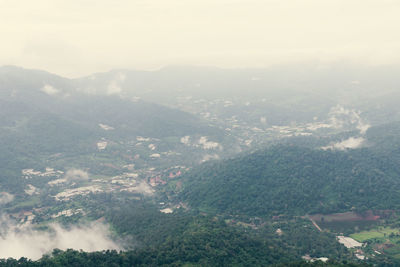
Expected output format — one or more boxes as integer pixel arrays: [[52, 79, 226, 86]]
[[1, 0, 400, 77]]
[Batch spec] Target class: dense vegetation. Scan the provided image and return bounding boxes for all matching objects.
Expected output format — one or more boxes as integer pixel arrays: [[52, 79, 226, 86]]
[[0, 250, 370, 267], [0, 197, 365, 266], [85, 197, 354, 265], [3, 67, 400, 265], [179, 145, 400, 216]]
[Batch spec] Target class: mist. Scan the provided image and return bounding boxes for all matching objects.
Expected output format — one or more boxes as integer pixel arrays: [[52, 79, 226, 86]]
[[1, 0, 400, 265], [322, 137, 366, 151], [0, 192, 14, 205], [0, 216, 121, 260], [64, 169, 89, 181], [2, 1, 400, 77]]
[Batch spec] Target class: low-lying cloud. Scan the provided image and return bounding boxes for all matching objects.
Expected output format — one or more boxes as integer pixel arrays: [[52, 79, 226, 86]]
[[107, 73, 126, 95], [322, 137, 366, 151], [198, 136, 222, 150], [64, 169, 89, 181], [121, 181, 154, 195], [321, 105, 370, 151], [0, 217, 121, 260], [328, 105, 370, 134], [40, 84, 60, 96], [135, 181, 154, 195], [201, 154, 220, 163], [0, 192, 14, 205], [180, 135, 190, 145]]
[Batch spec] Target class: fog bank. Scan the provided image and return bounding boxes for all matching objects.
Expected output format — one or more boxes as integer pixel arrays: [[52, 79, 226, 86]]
[[0, 217, 121, 260]]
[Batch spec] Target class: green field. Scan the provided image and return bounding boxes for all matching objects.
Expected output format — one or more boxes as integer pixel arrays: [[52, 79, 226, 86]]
[[350, 227, 400, 242]]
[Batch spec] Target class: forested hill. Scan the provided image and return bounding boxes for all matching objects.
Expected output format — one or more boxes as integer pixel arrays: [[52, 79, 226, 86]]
[[179, 145, 400, 216]]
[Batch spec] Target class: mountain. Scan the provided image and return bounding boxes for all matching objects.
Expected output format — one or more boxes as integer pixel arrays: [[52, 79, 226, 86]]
[[0, 66, 230, 192], [178, 139, 400, 216], [73, 64, 400, 126], [1, 66, 231, 146], [2, 65, 400, 265], [0, 66, 222, 138]]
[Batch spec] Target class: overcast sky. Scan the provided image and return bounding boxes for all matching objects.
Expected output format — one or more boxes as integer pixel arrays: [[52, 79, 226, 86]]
[[1, 0, 400, 77]]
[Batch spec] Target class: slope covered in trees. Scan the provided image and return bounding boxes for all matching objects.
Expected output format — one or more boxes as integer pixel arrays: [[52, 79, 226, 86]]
[[179, 145, 400, 216], [0, 250, 370, 267]]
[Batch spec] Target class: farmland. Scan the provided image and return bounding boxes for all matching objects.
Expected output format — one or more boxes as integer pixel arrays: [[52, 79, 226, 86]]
[[350, 227, 400, 242], [348, 227, 400, 262], [307, 211, 400, 263]]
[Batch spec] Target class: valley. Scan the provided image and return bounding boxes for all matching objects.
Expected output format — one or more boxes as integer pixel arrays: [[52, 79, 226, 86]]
[[1, 66, 400, 266]]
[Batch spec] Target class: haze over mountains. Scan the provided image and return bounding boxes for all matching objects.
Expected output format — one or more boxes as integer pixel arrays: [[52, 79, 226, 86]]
[[2, 0, 400, 265], [1, 64, 400, 266]]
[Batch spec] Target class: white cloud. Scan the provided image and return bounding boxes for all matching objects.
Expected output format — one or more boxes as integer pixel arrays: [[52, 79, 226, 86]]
[[307, 105, 370, 135], [198, 136, 221, 150], [260, 117, 267, 124], [40, 84, 59, 95], [201, 154, 220, 163], [318, 105, 371, 151], [320, 105, 370, 151], [135, 181, 154, 195], [180, 136, 190, 145], [120, 181, 154, 195], [357, 122, 371, 135], [64, 169, 89, 181], [328, 105, 370, 134], [0, 217, 120, 260], [24, 184, 38, 196], [99, 123, 114, 131], [322, 137, 366, 151], [0, 192, 14, 205], [107, 73, 126, 95]]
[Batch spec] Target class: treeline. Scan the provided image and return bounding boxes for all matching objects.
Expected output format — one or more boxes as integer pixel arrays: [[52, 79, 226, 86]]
[[0, 250, 371, 267]]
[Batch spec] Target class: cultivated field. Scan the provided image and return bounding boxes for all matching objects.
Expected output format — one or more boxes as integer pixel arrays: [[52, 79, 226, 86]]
[[351, 227, 400, 242]]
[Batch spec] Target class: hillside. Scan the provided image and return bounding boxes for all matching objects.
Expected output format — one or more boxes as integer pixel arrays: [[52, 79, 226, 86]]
[[179, 144, 400, 216], [1, 66, 398, 265], [0, 67, 233, 193]]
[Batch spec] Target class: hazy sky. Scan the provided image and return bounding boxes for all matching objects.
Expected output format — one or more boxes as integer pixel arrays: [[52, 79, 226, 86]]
[[1, 0, 400, 77]]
